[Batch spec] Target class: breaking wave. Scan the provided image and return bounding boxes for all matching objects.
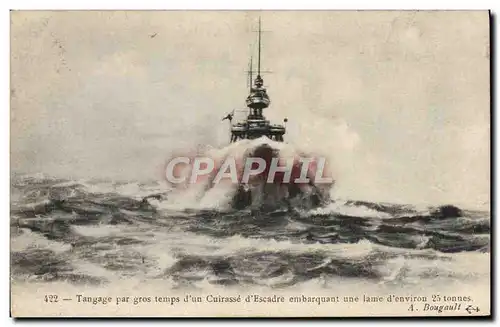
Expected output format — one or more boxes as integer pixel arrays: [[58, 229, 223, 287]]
[[161, 137, 334, 212]]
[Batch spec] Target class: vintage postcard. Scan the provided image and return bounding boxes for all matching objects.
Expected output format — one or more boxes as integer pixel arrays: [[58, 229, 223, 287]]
[[10, 10, 491, 317]]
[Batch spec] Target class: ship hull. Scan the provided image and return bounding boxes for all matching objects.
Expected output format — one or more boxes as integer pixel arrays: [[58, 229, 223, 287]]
[[228, 140, 332, 211]]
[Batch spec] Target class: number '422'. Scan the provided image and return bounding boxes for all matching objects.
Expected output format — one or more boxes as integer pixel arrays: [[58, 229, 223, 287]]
[[44, 295, 59, 303]]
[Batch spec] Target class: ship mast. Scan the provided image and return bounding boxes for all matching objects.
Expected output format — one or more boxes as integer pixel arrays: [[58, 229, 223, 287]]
[[245, 17, 270, 116], [248, 57, 253, 91], [257, 17, 261, 77]]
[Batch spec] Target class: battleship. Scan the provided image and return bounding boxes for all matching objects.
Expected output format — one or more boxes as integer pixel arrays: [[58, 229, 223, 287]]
[[220, 18, 332, 211]]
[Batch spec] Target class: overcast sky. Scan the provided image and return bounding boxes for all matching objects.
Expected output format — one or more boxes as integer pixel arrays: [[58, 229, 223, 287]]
[[10, 11, 490, 206]]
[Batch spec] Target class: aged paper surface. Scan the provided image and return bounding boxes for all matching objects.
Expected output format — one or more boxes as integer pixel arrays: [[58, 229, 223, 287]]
[[10, 10, 490, 317]]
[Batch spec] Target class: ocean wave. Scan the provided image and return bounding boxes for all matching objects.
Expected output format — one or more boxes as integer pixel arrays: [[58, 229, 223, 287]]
[[10, 174, 490, 291]]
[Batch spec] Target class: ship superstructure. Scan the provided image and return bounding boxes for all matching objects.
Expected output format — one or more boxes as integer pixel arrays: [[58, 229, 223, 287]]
[[223, 18, 287, 143]]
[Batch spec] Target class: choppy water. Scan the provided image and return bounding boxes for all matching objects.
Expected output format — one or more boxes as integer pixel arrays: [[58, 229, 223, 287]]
[[10, 172, 490, 298]]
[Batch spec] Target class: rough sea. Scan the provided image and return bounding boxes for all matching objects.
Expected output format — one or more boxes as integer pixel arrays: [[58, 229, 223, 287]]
[[10, 168, 491, 316]]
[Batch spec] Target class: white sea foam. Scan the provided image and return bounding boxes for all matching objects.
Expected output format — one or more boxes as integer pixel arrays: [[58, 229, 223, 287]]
[[11, 228, 72, 253], [157, 136, 335, 211], [308, 201, 392, 218]]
